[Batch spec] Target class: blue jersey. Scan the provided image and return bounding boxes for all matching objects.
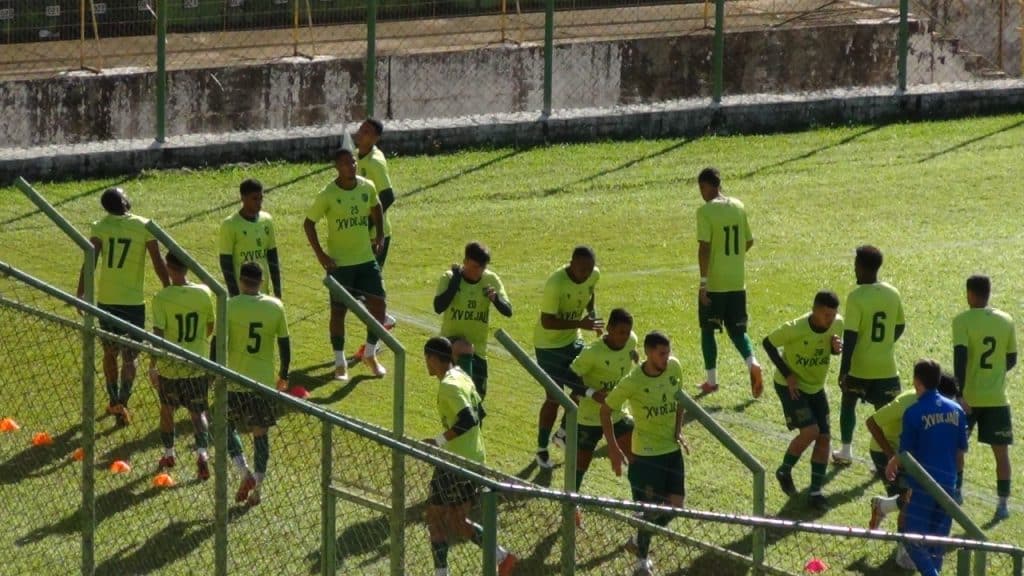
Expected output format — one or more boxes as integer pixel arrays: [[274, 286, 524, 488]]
[[899, 389, 968, 492]]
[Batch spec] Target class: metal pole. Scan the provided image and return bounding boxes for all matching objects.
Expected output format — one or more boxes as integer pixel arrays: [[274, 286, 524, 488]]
[[366, 0, 377, 117], [752, 470, 766, 570], [321, 422, 337, 576], [292, 0, 300, 57], [156, 0, 167, 143], [543, 0, 553, 115], [79, 0, 85, 69], [712, 0, 724, 103], [482, 489, 498, 576], [898, 0, 909, 91]]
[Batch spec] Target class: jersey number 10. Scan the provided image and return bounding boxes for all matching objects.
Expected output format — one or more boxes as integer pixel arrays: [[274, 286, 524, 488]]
[[174, 312, 199, 343]]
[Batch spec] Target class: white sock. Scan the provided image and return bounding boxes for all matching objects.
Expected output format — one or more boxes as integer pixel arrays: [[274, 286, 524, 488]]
[[841, 444, 852, 455], [231, 454, 250, 474], [706, 369, 717, 385], [435, 569, 449, 576], [164, 447, 175, 458], [878, 496, 899, 514], [364, 342, 377, 357], [197, 448, 208, 460], [254, 472, 265, 484], [999, 496, 1009, 507], [496, 546, 508, 563], [745, 355, 757, 369], [335, 351, 347, 369]]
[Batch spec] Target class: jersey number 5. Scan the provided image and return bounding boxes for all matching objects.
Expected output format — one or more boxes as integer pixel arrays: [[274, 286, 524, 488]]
[[106, 238, 131, 268], [247, 322, 263, 353], [980, 336, 996, 369]]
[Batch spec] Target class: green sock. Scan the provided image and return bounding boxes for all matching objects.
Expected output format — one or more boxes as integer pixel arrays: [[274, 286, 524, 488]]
[[160, 431, 174, 449], [367, 332, 380, 345], [778, 452, 800, 474], [839, 402, 857, 444], [457, 354, 474, 379], [253, 435, 269, 475], [227, 427, 243, 458], [810, 462, 827, 493], [194, 430, 209, 450], [701, 329, 718, 370], [119, 380, 134, 407], [537, 428, 551, 451], [728, 330, 753, 359], [105, 382, 119, 405], [998, 479, 1011, 498]]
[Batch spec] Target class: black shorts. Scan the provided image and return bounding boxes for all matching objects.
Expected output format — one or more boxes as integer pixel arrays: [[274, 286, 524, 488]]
[[843, 376, 901, 408], [535, 341, 584, 398], [629, 448, 685, 501], [375, 236, 391, 268], [698, 291, 748, 332], [157, 376, 209, 412], [775, 384, 830, 436], [227, 391, 277, 430], [329, 261, 386, 303], [579, 418, 634, 453], [98, 303, 145, 338], [969, 406, 1014, 445], [428, 467, 478, 506]]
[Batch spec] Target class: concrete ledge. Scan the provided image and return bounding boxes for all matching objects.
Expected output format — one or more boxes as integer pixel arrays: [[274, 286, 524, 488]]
[[4, 80, 1023, 185]]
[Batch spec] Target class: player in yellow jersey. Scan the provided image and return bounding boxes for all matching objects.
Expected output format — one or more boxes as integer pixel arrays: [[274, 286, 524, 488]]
[[149, 251, 215, 480], [219, 179, 282, 298], [354, 118, 398, 361], [304, 148, 389, 381], [833, 245, 905, 465], [226, 262, 290, 506], [77, 188, 169, 426], [953, 275, 1017, 519], [601, 331, 687, 576], [433, 242, 513, 398], [695, 168, 763, 398], [421, 337, 518, 576]]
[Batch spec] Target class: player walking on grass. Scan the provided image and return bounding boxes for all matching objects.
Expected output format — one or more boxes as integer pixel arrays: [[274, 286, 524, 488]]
[[695, 167, 763, 397], [533, 246, 602, 469], [601, 331, 687, 576], [433, 242, 513, 398], [421, 337, 518, 576], [953, 274, 1017, 519], [226, 262, 291, 506], [885, 360, 967, 576], [833, 245, 905, 465], [354, 118, 398, 361], [762, 291, 843, 511], [304, 148, 389, 381], [219, 178, 282, 299], [77, 187, 169, 426], [149, 251, 215, 480]]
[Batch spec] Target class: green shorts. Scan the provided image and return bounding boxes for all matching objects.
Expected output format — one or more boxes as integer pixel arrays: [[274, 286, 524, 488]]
[[329, 261, 386, 303], [157, 376, 209, 412], [227, 391, 277, 430], [774, 384, 830, 436], [629, 448, 685, 501], [698, 290, 748, 332], [536, 340, 585, 398], [969, 406, 1013, 445], [843, 376, 900, 408], [579, 418, 634, 453], [98, 303, 145, 338]]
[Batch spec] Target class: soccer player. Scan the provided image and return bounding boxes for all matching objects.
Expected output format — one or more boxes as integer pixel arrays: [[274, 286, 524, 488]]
[[421, 337, 518, 576], [219, 178, 282, 298], [304, 148, 389, 381], [569, 308, 638, 494], [433, 241, 513, 398], [953, 274, 1017, 519], [601, 331, 687, 576], [695, 167, 763, 397], [885, 359, 968, 576], [533, 246, 603, 469], [833, 245, 905, 465], [762, 290, 843, 510], [76, 187, 169, 426], [354, 118, 398, 361], [148, 251, 215, 480], [226, 262, 290, 506]]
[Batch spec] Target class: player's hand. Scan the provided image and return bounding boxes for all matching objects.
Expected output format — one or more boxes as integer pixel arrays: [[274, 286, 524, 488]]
[[581, 316, 605, 334], [317, 252, 337, 272], [609, 446, 627, 477], [484, 286, 497, 303], [885, 456, 900, 482], [698, 286, 712, 307], [591, 389, 608, 404], [831, 335, 843, 354], [786, 374, 800, 400], [678, 434, 691, 455], [275, 378, 288, 392], [148, 368, 160, 389], [372, 236, 385, 255]]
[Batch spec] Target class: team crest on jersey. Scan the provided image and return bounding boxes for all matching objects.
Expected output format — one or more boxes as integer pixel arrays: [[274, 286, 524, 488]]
[[361, 193, 368, 202], [670, 376, 680, 386]]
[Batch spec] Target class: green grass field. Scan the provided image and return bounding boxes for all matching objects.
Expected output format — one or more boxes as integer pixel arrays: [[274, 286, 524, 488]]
[[2, 113, 1024, 575]]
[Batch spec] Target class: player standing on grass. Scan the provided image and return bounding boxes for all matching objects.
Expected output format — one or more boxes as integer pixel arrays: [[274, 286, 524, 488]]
[[885, 360, 968, 576], [219, 178, 282, 299], [762, 290, 843, 510], [226, 262, 290, 506], [953, 274, 1017, 519], [601, 331, 687, 576], [433, 242, 513, 398], [354, 118, 398, 361], [695, 167, 763, 397], [77, 187, 169, 426], [833, 245, 905, 465], [304, 148, 388, 381], [421, 337, 518, 576], [149, 251, 215, 480], [533, 246, 602, 469]]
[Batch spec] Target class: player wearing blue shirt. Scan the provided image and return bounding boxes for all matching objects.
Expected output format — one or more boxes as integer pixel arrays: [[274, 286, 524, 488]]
[[886, 359, 968, 576]]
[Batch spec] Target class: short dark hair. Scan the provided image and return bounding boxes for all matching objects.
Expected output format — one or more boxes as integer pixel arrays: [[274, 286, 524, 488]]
[[966, 275, 991, 301], [913, 359, 942, 390], [698, 167, 721, 188], [100, 187, 128, 215], [334, 147, 354, 160], [239, 178, 263, 197], [424, 336, 453, 363], [607, 308, 633, 329], [239, 261, 263, 283], [464, 242, 491, 266], [364, 118, 384, 136], [938, 371, 959, 399], [165, 250, 185, 270], [855, 245, 884, 274], [643, 331, 670, 350], [571, 245, 595, 262], [813, 290, 840, 309]]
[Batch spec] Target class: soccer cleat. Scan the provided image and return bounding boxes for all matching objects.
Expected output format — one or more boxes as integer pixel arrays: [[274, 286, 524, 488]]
[[624, 535, 639, 556], [105, 404, 120, 416], [749, 362, 764, 398], [551, 428, 567, 450], [353, 344, 366, 361], [497, 552, 518, 576], [775, 469, 797, 497], [334, 365, 349, 382], [698, 381, 719, 395], [235, 474, 256, 503], [247, 487, 262, 507], [831, 447, 853, 466], [383, 314, 397, 330], [633, 558, 654, 576], [362, 355, 387, 377], [869, 496, 887, 530], [114, 405, 132, 426], [535, 450, 554, 470], [809, 493, 829, 511], [995, 501, 1010, 520], [158, 455, 176, 470], [894, 544, 915, 570], [197, 457, 210, 481]]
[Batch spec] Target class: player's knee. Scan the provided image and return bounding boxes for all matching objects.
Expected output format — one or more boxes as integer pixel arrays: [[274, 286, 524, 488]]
[[799, 424, 820, 440], [725, 323, 746, 338]]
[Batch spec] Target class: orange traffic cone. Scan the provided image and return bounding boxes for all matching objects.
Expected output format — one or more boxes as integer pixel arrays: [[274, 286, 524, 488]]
[[153, 473, 176, 488], [31, 432, 54, 446], [109, 460, 132, 474], [71, 447, 85, 461], [0, 417, 20, 432]]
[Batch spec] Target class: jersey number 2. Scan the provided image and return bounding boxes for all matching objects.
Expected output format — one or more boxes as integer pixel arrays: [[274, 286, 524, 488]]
[[105, 238, 131, 268], [247, 322, 263, 353], [722, 225, 740, 256], [980, 336, 996, 369]]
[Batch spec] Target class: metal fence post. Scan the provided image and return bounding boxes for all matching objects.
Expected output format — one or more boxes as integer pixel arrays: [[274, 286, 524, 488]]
[[156, 0, 167, 143], [321, 422, 337, 576], [482, 488, 498, 576], [712, 0, 725, 103], [897, 0, 909, 91], [543, 0, 554, 115], [366, 0, 378, 117]]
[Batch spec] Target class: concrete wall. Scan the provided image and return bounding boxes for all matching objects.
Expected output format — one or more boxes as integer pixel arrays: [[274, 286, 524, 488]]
[[918, 0, 1021, 77]]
